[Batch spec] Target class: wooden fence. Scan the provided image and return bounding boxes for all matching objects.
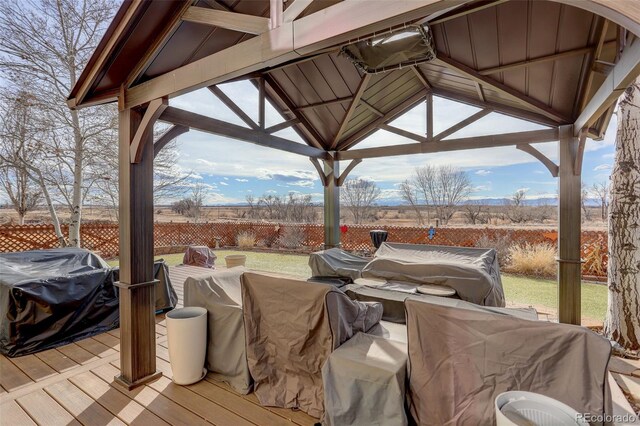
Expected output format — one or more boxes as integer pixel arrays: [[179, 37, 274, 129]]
[[0, 222, 608, 279]]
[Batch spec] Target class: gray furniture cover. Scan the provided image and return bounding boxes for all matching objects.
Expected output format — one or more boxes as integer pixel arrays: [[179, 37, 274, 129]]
[[308, 248, 369, 282], [241, 272, 383, 418], [323, 332, 408, 426], [362, 243, 505, 307], [183, 267, 251, 394], [405, 296, 612, 425]]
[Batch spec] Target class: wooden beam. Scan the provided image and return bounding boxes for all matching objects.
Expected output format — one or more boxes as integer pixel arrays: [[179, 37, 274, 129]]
[[432, 87, 559, 127], [296, 96, 353, 111], [474, 82, 485, 102], [270, 0, 283, 28], [517, 143, 559, 177], [361, 100, 384, 117], [337, 128, 559, 160], [129, 98, 167, 163], [428, 0, 509, 25], [261, 75, 325, 148], [265, 118, 300, 133], [208, 86, 259, 130], [182, 7, 270, 34], [258, 78, 266, 129], [574, 38, 640, 135], [159, 106, 327, 158], [432, 109, 491, 141], [435, 55, 570, 123], [337, 159, 363, 186], [478, 46, 595, 75], [557, 125, 581, 325], [380, 124, 427, 143], [412, 66, 432, 89], [323, 158, 340, 248], [574, 130, 587, 175], [426, 91, 433, 139], [283, 0, 313, 23], [331, 74, 371, 149], [337, 91, 427, 151], [154, 125, 189, 157]]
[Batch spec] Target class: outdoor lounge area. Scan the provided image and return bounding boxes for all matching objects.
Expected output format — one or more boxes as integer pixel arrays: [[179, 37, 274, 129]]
[[2, 0, 640, 424]]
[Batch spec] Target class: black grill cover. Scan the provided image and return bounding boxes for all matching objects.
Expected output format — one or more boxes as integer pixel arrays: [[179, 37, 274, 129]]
[[0, 248, 119, 357]]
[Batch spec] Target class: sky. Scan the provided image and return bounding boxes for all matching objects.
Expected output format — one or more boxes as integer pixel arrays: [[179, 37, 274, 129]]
[[167, 79, 616, 205]]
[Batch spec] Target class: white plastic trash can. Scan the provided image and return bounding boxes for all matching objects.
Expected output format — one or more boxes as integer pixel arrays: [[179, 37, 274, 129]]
[[495, 391, 589, 426], [166, 307, 208, 385]]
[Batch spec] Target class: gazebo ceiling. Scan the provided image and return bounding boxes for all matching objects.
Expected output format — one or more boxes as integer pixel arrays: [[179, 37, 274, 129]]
[[69, 0, 639, 150]]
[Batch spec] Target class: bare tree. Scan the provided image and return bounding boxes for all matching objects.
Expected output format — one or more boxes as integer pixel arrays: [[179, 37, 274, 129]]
[[405, 165, 472, 225], [504, 189, 531, 224], [0, 165, 41, 225], [581, 183, 593, 222], [399, 180, 424, 225], [463, 201, 488, 225], [248, 192, 315, 223], [341, 179, 381, 224], [188, 183, 207, 223], [591, 181, 610, 221], [604, 80, 640, 352], [0, 0, 117, 246]]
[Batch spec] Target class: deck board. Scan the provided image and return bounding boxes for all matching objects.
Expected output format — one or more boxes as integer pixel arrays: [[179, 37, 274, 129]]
[[0, 264, 318, 426]]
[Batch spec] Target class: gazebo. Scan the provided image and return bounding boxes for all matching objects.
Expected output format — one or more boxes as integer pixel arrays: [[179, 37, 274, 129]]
[[68, 0, 640, 390]]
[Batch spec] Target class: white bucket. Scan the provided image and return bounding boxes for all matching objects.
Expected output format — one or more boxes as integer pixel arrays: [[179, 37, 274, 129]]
[[166, 307, 207, 385], [225, 254, 247, 268], [495, 391, 589, 426]]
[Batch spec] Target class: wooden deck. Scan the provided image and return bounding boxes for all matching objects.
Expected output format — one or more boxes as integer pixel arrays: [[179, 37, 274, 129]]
[[0, 265, 318, 426]]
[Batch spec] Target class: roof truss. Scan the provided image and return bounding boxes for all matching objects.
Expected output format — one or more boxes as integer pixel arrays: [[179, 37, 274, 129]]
[[182, 7, 271, 35]]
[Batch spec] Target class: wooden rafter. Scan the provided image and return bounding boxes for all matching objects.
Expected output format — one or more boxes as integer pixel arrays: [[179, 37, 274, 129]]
[[380, 124, 426, 143], [283, 0, 314, 23], [270, 0, 283, 29], [426, 91, 433, 139], [361, 100, 384, 117], [159, 106, 327, 158], [574, 131, 588, 175], [432, 109, 492, 141], [428, 0, 509, 25], [310, 158, 329, 186], [516, 144, 559, 177], [337, 91, 427, 151], [208, 86, 259, 130], [154, 125, 189, 157], [262, 74, 326, 149], [574, 38, 640, 134], [265, 118, 300, 133], [337, 128, 559, 160], [412, 66, 432, 89], [337, 159, 363, 186], [331, 74, 371, 149], [258, 77, 266, 129], [182, 7, 270, 34], [474, 82, 485, 102], [130, 98, 168, 163], [435, 55, 570, 123], [296, 96, 353, 111], [478, 46, 595, 76]]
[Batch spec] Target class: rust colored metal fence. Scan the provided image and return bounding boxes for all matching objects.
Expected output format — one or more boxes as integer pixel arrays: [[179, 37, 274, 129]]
[[0, 222, 608, 278]]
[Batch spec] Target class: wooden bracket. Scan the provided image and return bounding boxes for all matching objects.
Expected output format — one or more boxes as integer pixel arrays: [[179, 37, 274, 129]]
[[153, 125, 189, 158], [336, 159, 362, 186], [130, 98, 168, 163], [310, 158, 330, 186], [574, 130, 587, 176], [516, 143, 559, 177]]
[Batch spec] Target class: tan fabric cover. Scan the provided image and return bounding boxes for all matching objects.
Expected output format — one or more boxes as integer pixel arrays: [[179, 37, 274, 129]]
[[183, 267, 251, 394], [322, 332, 408, 426], [405, 297, 611, 425], [363, 243, 504, 307], [183, 246, 217, 268], [241, 272, 383, 418]]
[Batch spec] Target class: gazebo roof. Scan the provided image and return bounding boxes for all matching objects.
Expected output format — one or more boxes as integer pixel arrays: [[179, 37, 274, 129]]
[[69, 0, 640, 154]]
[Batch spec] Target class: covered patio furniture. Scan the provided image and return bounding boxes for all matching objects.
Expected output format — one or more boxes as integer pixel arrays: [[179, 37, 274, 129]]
[[363, 243, 505, 307], [183, 267, 251, 394], [183, 245, 217, 268], [404, 297, 611, 425], [309, 247, 370, 282], [322, 332, 408, 426], [241, 272, 383, 418]]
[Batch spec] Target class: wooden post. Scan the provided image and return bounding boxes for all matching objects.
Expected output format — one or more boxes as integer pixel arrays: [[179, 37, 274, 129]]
[[114, 105, 161, 389], [558, 125, 582, 325], [324, 158, 340, 248]]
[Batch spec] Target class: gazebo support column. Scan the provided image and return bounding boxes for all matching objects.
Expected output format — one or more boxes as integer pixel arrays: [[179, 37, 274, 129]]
[[324, 158, 340, 249], [114, 105, 161, 390], [557, 125, 582, 325]]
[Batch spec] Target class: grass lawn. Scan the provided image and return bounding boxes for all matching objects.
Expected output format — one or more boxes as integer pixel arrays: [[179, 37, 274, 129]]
[[107, 250, 607, 324]]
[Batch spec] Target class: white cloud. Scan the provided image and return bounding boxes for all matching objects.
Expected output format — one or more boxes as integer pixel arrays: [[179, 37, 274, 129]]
[[594, 164, 612, 171], [220, 181, 229, 186], [472, 185, 491, 192], [235, 178, 248, 182], [517, 187, 530, 193], [256, 169, 317, 187], [475, 169, 492, 176], [223, 177, 229, 180]]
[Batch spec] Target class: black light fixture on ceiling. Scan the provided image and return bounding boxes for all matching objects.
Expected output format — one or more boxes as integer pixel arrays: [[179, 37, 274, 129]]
[[340, 24, 436, 74]]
